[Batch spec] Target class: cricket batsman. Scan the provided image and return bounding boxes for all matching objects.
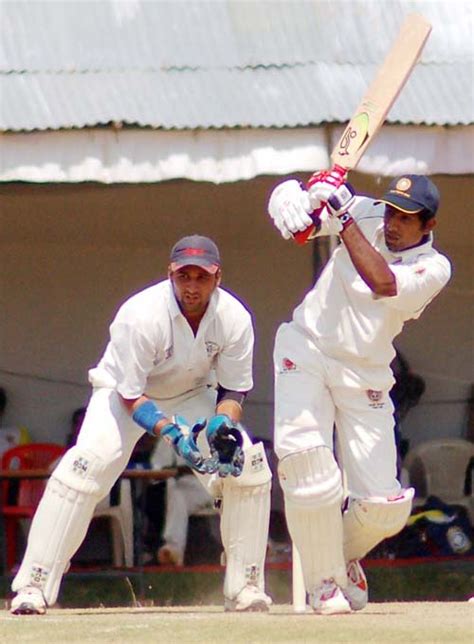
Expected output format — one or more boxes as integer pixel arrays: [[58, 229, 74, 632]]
[[267, 172, 451, 614], [10, 235, 272, 615]]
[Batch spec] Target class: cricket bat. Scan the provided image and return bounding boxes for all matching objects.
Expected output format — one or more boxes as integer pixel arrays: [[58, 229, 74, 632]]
[[294, 13, 432, 245]]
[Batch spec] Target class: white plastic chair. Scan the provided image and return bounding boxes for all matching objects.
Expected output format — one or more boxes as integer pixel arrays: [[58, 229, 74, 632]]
[[92, 478, 134, 567], [402, 438, 474, 522]]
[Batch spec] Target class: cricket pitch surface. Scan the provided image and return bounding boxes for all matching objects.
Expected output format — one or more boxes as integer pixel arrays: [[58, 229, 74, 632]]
[[1, 601, 472, 643]]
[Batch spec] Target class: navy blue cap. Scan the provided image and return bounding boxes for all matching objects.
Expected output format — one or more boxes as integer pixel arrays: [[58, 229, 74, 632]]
[[380, 175, 440, 218], [170, 235, 220, 274]]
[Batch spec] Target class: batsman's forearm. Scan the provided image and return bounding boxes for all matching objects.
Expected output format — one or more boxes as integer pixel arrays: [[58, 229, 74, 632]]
[[340, 223, 397, 296]]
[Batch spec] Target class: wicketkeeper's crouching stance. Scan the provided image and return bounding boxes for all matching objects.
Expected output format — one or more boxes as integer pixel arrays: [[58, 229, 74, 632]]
[[11, 235, 272, 615], [268, 172, 451, 614]]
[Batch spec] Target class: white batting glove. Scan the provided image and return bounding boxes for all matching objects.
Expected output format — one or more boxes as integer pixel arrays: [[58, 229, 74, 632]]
[[307, 168, 345, 210], [308, 180, 338, 211], [268, 180, 313, 240]]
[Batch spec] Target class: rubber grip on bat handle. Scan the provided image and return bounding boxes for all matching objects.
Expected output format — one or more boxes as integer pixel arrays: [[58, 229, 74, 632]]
[[293, 164, 348, 245]]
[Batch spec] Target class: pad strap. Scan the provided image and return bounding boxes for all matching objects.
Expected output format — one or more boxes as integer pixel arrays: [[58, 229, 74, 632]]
[[132, 400, 166, 435]]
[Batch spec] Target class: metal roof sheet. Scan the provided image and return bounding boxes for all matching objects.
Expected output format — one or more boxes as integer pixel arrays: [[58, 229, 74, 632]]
[[1, 0, 473, 131]]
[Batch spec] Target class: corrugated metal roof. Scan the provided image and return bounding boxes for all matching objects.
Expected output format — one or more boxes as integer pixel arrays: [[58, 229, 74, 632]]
[[0, 0, 473, 131]]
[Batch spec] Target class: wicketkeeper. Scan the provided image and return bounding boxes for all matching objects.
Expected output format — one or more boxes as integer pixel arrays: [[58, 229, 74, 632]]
[[268, 172, 451, 614], [11, 235, 272, 615]]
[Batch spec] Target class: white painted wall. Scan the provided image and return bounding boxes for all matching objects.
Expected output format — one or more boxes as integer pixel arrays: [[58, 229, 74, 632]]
[[0, 173, 472, 453]]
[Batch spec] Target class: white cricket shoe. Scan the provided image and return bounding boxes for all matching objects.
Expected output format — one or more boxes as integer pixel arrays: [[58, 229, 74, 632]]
[[311, 579, 351, 615], [343, 560, 368, 611], [10, 586, 47, 615], [224, 584, 272, 612]]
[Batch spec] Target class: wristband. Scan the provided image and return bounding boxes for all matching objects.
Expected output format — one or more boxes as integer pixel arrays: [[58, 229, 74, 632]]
[[338, 212, 355, 231], [132, 400, 166, 435]]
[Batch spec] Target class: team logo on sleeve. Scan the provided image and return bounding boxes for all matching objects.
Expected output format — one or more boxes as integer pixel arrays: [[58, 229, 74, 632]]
[[366, 389, 385, 409]]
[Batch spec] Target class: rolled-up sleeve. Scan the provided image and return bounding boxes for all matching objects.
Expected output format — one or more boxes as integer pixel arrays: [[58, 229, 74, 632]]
[[380, 254, 451, 316]]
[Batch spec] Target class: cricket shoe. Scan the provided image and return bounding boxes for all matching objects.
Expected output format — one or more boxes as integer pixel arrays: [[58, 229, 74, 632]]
[[311, 579, 351, 615], [10, 586, 47, 615], [224, 584, 272, 612], [157, 544, 184, 566], [343, 560, 368, 611]]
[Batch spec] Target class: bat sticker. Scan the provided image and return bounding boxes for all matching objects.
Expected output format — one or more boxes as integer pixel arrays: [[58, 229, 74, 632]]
[[336, 112, 370, 157]]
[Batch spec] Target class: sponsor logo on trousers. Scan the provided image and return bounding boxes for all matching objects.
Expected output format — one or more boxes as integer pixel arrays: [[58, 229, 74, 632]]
[[366, 389, 385, 409], [282, 357, 297, 372]]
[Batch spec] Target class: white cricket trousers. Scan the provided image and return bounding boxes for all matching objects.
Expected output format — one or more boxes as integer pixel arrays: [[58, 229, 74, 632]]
[[273, 322, 401, 499]]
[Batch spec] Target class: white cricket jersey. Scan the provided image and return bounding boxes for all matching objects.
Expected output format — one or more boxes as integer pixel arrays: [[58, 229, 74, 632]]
[[292, 197, 451, 388], [89, 280, 254, 401]]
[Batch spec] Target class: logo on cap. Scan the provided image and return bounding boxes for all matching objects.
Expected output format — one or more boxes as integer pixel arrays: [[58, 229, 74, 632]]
[[169, 235, 220, 274], [395, 177, 412, 193]]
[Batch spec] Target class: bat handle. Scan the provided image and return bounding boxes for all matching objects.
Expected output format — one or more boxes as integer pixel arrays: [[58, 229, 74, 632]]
[[293, 164, 348, 245]]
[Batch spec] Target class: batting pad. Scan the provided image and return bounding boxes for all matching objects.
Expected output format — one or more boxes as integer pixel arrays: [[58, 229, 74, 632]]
[[220, 442, 271, 599], [343, 487, 414, 561], [278, 446, 347, 591], [12, 447, 111, 605]]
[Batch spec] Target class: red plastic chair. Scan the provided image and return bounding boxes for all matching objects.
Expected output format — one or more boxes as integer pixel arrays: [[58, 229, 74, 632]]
[[1, 442, 66, 570]]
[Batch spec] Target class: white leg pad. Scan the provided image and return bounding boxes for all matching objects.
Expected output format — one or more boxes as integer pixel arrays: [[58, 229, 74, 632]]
[[343, 487, 414, 561], [12, 447, 111, 606], [220, 442, 272, 599], [278, 446, 346, 592]]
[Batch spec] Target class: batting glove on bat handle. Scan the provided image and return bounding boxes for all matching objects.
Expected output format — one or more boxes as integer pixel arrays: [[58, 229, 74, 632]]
[[293, 164, 348, 245]]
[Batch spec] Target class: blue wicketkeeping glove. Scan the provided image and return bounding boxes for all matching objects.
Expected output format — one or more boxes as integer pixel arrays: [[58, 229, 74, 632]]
[[161, 416, 217, 475], [206, 414, 245, 478]]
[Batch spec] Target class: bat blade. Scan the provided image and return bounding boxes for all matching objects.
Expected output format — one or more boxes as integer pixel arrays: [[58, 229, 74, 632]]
[[332, 13, 432, 170], [294, 13, 431, 245]]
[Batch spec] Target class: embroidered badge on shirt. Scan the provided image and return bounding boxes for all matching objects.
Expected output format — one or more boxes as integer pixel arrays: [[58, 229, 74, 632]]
[[153, 346, 173, 366], [205, 341, 219, 357]]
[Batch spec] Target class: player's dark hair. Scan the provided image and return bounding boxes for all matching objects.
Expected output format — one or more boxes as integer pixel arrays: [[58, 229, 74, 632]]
[[418, 207, 435, 225]]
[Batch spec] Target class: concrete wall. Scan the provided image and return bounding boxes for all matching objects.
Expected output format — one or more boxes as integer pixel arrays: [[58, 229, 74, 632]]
[[0, 173, 472, 451]]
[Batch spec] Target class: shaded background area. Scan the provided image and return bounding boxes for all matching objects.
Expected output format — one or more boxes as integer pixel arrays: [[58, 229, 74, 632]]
[[1, 172, 472, 453]]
